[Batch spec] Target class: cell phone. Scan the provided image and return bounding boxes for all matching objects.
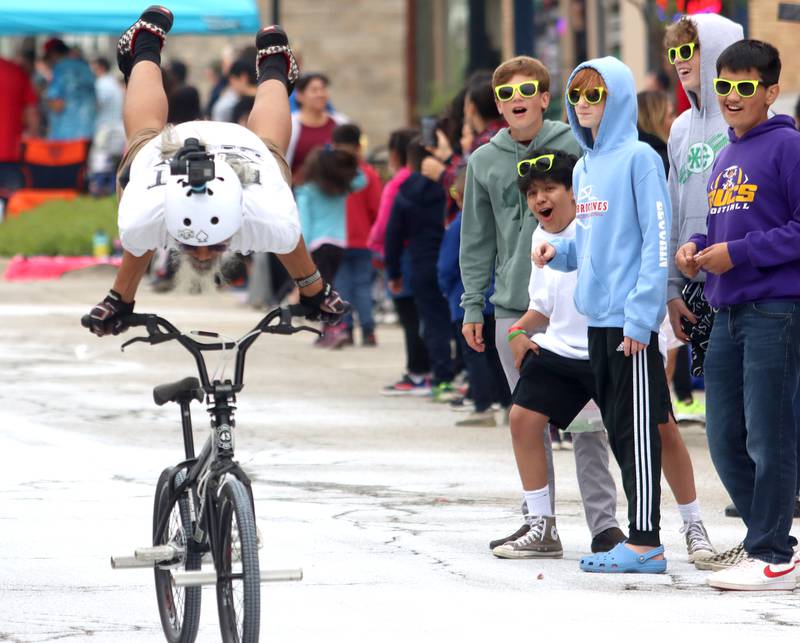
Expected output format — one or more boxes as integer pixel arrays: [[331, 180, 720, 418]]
[[420, 116, 438, 148]]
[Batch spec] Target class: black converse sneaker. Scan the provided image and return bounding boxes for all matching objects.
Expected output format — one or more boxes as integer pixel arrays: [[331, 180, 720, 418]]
[[116, 5, 174, 83], [492, 516, 563, 559], [255, 25, 300, 93], [489, 523, 530, 550]]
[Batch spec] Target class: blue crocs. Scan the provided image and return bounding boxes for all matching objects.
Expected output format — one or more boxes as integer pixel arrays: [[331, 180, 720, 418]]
[[579, 542, 667, 574]]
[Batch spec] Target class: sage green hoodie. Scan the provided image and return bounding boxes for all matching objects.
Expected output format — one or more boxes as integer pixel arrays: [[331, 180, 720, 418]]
[[459, 122, 582, 323]]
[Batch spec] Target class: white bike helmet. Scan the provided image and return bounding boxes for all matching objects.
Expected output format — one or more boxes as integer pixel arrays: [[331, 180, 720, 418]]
[[164, 157, 243, 246]]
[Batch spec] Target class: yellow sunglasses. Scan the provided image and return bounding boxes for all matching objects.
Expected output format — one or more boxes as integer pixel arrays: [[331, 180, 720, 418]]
[[667, 42, 696, 65], [516, 154, 555, 177], [713, 78, 763, 98], [567, 87, 606, 106], [494, 80, 539, 102]]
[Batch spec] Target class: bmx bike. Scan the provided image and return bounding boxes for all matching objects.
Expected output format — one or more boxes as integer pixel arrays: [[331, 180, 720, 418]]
[[82, 305, 319, 642]]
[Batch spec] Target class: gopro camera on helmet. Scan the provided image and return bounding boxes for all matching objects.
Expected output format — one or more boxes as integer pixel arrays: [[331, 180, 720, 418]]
[[169, 137, 215, 188]]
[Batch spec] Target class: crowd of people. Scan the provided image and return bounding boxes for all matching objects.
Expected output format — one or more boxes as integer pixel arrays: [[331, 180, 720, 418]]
[[4, 6, 799, 590], [362, 12, 800, 590]]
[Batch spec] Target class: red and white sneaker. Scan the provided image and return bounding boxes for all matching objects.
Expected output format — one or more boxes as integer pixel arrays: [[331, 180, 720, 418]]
[[707, 556, 797, 591], [255, 25, 300, 93]]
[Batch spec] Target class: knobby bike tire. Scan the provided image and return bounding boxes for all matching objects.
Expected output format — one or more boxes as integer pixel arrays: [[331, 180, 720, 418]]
[[216, 477, 260, 643], [153, 467, 202, 643]]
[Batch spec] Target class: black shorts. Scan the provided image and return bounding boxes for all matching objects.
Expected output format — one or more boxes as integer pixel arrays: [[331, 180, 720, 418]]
[[512, 348, 597, 430]]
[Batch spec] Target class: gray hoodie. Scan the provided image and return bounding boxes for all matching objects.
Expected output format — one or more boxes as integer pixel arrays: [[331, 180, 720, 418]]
[[666, 14, 743, 301]]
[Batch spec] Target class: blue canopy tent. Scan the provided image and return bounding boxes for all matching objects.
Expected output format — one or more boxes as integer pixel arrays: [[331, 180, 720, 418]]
[[0, 0, 261, 34]]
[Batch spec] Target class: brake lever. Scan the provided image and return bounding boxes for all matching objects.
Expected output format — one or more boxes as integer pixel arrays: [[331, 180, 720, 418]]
[[120, 331, 180, 351], [120, 336, 152, 352]]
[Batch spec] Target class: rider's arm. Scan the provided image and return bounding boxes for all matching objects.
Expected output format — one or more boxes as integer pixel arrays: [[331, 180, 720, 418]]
[[113, 250, 155, 302], [274, 236, 324, 297]]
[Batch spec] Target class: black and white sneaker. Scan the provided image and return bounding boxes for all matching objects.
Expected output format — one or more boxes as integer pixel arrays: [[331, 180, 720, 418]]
[[116, 5, 174, 83], [255, 25, 300, 93], [489, 523, 530, 550], [492, 516, 563, 559], [694, 542, 745, 571]]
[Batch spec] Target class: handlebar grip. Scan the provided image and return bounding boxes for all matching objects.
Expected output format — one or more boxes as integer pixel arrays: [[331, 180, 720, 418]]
[[80, 312, 150, 329]]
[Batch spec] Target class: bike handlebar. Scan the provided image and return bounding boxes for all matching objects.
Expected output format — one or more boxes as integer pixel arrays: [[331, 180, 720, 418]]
[[81, 304, 320, 392]]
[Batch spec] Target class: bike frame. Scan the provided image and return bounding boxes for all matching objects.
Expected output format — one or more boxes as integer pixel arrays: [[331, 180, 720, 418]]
[[117, 306, 318, 581]]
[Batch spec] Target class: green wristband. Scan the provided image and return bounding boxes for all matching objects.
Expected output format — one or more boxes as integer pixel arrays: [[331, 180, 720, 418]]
[[507, 330, 528, 342]]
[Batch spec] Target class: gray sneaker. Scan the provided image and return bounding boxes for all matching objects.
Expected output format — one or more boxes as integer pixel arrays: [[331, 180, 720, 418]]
[[694, 542, 744, 571], [492, 516, 563, 559], [682, 520, 716, 563]]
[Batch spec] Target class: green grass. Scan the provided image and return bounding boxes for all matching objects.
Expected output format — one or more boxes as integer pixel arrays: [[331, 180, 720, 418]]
[[0, 196, 119, 257]]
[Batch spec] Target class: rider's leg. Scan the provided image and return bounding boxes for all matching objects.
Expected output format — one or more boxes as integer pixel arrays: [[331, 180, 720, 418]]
[[124, 62, 168, 141], [247, 80, 291, 155]]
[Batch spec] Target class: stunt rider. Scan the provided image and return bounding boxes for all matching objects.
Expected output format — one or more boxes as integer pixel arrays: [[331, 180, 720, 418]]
[[84, 5, 347, 336]]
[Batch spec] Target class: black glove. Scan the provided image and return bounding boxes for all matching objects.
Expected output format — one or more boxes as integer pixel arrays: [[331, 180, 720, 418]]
[[87, 290, 135, 336], [299, 281, 350, 324]]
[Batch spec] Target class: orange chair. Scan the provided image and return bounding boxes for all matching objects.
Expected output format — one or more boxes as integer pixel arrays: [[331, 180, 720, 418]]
[[6, 138, 90, 218]]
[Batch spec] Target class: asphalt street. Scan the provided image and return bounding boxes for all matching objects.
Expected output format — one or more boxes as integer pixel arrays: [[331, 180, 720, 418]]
[[1, 266, 798, 642]]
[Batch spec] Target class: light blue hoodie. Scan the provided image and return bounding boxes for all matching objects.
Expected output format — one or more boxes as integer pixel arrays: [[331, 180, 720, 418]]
[[549, 57, 671, 345]]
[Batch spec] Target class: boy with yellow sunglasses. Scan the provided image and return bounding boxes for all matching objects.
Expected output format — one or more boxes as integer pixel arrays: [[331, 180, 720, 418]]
[[677, 39, 800, 592], [664, 14, 742, 408]]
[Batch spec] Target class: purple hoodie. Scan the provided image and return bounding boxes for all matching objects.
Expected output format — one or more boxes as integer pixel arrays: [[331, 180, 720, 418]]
[[689, 115, 800, 307]]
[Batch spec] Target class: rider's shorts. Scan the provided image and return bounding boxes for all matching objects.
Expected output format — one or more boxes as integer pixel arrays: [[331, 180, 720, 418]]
[[116, 128, 292, 199]]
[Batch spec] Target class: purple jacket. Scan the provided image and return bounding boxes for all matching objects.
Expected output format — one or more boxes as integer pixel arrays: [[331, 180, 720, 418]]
[[689, 115, 800, 307]]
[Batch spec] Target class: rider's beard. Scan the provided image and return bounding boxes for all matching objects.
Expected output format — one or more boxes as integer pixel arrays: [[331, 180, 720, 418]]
[[173, 251, 231, 295]]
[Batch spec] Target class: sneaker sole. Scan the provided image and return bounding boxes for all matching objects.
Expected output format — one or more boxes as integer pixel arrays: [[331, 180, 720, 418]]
[[695, 559, 735, 571], [688, 549, 717, 563], [492, 547, 564, 559], [706, 578, 797, 591]]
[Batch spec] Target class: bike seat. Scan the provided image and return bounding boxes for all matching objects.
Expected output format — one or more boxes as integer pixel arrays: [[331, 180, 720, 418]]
[[153, 377, 204, 406]]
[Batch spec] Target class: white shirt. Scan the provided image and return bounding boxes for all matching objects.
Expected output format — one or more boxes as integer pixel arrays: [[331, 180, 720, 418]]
[[528, 221, 589, 360], [118, 121, 300, 257]]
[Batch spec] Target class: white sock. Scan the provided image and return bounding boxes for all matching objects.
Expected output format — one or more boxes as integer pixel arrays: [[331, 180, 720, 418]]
[[523, 485, 552, 518], [678, 499, 702, 523]]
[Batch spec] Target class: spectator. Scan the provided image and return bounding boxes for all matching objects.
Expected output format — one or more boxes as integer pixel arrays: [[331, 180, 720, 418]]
[[637, 89, 701, 422], [636, 90, 672, 171], [211, 59, 252, 122], [227, 59, 257, 101], [295, 146, 365, 346], [232, 96, 255, 127], [385, 138, 454, 394], [331, 124, 383, 346], [168, 59, 188, 86], [370, 128, 432, 395], [204, 60, 226, 118], [678, 39, 800, 592], [286, 73, 348, 184], [42, 38, 96, 141], [437, 167, 510, 426], [0, 56, 38, 195], [168, 85, 201, 124], [88, 57, 125, 196]]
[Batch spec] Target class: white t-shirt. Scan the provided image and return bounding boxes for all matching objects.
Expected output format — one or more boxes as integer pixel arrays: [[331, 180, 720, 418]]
[[529, 221, 670, 363], [528, 221, 589, 360], [118, 121, 300, 257]]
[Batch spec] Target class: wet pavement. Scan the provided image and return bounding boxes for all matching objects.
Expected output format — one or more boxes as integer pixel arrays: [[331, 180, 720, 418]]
[[1, 267, 798, 642]]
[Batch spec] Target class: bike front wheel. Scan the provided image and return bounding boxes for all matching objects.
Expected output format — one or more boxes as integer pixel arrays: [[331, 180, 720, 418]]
[[216, 477, 260, 643], [153, 467, 202, 643]]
